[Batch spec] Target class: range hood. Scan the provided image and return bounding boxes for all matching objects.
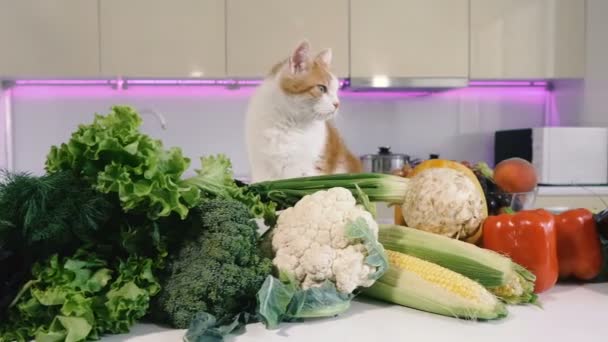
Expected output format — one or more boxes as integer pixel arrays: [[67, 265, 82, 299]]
[[347, 77, 469, 91]]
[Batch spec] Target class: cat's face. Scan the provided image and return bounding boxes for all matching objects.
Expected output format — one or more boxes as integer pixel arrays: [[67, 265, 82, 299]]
[[275, 41, 340, 122]]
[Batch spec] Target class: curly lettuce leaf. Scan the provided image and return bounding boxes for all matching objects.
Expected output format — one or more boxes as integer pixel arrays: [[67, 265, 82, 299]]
[[97, 257, 161, 334], [0, 250, 160, 342], [35, 316, 92, 342], [190, 155, 235, 197], [345, 217, 388, 280], [45, 106, 198, 220], [45, 106, 274, 222], [181, 156, 277, 225]]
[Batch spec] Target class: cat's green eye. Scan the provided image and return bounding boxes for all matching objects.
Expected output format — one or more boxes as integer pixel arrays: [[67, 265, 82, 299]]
[[317, 85, 328, 93]]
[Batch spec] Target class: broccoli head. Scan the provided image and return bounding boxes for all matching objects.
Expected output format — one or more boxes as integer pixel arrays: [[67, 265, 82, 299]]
[[149, 199, 273, 328]]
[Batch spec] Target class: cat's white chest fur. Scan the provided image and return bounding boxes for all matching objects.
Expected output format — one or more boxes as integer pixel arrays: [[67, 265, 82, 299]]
[[246, 82, 326, 182]]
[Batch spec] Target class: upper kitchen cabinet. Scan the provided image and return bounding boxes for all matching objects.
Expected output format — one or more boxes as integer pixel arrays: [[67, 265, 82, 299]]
[[100, 0, 225, 78], [226, 0, 349, 78], [0, 0, 99, 78], [350, 0, 469, 81], [471, 0, 586, 79]]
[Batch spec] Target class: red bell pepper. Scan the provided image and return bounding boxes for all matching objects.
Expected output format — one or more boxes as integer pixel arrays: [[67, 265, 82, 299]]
[[482, 209, 558, 293], [555, 208, 603, 281]]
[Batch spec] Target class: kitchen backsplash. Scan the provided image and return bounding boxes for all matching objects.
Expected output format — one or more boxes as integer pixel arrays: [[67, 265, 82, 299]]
[[5, 84, 550, 178]]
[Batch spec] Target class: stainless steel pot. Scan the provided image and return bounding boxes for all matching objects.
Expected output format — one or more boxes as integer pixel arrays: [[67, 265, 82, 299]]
[[361, 146, 410, 174]]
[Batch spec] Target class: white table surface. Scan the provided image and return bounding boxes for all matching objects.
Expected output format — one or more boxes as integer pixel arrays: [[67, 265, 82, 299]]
[[101, 283, 607, 342]]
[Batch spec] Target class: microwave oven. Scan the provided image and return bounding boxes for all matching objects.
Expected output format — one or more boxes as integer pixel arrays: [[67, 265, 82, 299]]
[[494, 127, 608, 185]]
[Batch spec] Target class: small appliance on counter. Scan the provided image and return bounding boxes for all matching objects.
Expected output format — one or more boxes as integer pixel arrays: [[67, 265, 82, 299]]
[[361, 146, 410, 174], [494, 127, 608, 185]]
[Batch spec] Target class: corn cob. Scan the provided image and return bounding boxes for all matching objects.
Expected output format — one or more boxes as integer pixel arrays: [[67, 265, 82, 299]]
[[378, 224, 537, 304], [364, 250, 507, 320]]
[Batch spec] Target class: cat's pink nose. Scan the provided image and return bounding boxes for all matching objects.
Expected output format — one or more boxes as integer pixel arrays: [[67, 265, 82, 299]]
[[333, 101, 340, 109]]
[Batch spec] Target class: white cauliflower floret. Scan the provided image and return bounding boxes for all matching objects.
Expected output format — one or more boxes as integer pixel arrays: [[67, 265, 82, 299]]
[[271, 187, 380, 294]]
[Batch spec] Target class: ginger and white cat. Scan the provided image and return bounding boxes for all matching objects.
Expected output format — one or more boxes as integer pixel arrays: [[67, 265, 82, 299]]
[[245, 41, 361, 182]]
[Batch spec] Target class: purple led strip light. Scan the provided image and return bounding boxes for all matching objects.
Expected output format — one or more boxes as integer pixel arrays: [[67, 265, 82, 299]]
[[13, 79, 547, 88], [122, 79, 347, 87], [8, 79, 550, 102], [468, 80, 548, 87], [14, 79, 118, 86]]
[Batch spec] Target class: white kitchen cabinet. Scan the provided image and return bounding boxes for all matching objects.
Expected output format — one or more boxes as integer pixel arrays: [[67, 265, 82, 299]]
[[471, 0, 586, 79], [226, 0, 349, 78], [100, 0, 225, 78], [0, 0, 100, 78], [349, 0, 469, 79]]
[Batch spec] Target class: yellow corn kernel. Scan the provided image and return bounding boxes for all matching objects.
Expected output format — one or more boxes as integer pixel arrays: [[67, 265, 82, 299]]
[[378, 224, 537, 305], [490, 274, 524, 298], [386, 250, 494, 304]]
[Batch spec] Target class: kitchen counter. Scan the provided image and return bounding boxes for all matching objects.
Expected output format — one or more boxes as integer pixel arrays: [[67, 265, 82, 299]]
[[101, 283, 607, 342], [538, 185, 608, 196], [534, 186, 608, 213]]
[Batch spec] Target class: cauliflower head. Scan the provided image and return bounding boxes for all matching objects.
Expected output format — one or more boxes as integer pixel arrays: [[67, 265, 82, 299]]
[[271, 187, 381, 294]]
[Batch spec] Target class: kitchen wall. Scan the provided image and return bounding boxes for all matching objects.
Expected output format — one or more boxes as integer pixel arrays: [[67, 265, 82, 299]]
[[539, 0, 607, 128], [581, 0, 608, 126], [7, 84, 548, 178], [552, 80, 584, 127]]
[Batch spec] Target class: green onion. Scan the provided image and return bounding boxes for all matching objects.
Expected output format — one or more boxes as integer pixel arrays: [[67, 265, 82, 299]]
[[246, 173, 410, 209]]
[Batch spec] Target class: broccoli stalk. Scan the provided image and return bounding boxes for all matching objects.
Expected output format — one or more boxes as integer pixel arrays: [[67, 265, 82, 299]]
[[149, 199, 272, 340]]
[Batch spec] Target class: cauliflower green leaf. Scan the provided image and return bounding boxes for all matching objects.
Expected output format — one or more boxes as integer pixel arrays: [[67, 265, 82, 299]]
[[255, 275, 296, 329], [284, 281, 352, 319], [256, 274, 352, 329], [345, 217, 389, 280]]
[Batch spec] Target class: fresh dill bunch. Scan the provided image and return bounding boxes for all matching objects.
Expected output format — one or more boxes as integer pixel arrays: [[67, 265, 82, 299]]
[[0, 170, 115, 250], [0, 170, 117, 319]]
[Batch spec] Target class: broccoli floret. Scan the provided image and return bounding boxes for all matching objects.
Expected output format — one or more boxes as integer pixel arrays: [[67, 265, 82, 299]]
[[149, 199, 273, 329]]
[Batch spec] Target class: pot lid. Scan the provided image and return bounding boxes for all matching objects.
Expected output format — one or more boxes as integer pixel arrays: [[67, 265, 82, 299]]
[[361, 146, 410, 159]]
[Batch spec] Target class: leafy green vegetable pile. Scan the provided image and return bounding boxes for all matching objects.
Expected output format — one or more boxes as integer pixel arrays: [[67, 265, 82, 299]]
[[0, 105, 384, 342], [0, 171, 116, 322], [45, 106, 275, 223], [1, 250, 159, 342]]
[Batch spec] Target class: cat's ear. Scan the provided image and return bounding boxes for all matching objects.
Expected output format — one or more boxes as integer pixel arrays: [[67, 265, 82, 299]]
[[289, 40, 310, 74], [315, 48, 332, 66]]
